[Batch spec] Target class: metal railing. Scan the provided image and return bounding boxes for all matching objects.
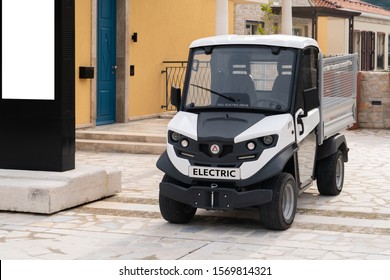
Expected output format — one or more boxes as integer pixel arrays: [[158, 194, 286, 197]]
[[161, 61, 187, 110]]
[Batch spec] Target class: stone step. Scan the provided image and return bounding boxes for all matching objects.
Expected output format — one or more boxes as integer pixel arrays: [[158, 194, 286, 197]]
[[76, 130, 166, 143], [80, 199, 390, 234], [76, 139, 166, 154]]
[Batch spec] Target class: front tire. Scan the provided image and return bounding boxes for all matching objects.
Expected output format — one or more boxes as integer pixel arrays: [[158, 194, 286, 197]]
[[159, 175, 196, 223], [259, 173, 297, 230], [316, 150, 344, 196]]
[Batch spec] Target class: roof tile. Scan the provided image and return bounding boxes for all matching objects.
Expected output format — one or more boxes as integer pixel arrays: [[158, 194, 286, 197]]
[[313, 0, 390, 16]]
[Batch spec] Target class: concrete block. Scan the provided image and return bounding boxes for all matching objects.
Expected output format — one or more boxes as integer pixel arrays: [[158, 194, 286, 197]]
[[0, 165, 121, 214]]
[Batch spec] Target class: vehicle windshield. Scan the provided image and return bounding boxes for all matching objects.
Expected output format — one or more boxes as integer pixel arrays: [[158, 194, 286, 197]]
[[184, 46, 296, 112]]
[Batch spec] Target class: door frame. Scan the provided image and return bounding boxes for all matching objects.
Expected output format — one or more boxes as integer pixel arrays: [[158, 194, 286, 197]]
[[91, 0, 129, 126]]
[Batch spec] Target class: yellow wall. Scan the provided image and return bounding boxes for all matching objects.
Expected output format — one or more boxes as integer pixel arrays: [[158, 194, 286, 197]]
[[318, 17, 349, 56], [128, 0, 235, 118], [74, 0, 235, 125], [327, 18, 348, 55], [75, 0, 92, 126], [229, 0, 235, 34], [317, 17, 328, 55]]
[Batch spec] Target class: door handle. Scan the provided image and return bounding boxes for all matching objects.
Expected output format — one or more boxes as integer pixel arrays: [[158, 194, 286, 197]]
[[297, 116, 304, 136]]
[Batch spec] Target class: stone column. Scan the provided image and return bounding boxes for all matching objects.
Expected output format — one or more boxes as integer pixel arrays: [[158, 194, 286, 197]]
[[216, 0, 228, 35], [281, 0, 292, 35]]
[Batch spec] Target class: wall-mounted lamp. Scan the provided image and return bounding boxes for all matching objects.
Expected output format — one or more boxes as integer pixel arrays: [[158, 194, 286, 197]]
[[131, 32, 138, 42]]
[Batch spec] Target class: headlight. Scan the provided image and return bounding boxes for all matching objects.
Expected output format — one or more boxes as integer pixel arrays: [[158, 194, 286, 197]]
[[180, 139, 189, 148], [246, 141, 256, 151], [171, 131, 181, 142], [263, 135, 274, 146]]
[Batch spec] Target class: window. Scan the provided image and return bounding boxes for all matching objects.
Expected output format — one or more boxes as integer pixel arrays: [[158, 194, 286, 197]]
[[292, 26, 308, 37], [292, 28, 302, 36], [302, 47, 318, 90], [361, 31, 375, 71], [377, 33, 385, 70], [388, 35, 390, 69], [245, 20, 264, 35], [185, 46, 296, 111], [298, 47, 319, 113], [353, 31, 361, 70]]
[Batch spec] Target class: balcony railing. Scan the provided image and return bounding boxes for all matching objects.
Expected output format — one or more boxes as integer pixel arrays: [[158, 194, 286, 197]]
[[161, 61, 187, 110]]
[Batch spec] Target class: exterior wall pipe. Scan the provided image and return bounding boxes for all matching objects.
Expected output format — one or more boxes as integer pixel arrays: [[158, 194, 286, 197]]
[[216, 0, 229, 35], [281, 0, 292, 35]]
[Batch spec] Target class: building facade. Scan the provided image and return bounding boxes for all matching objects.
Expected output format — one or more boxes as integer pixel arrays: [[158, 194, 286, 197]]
[[75, 0, 239, 127], [234, 0, 390, 71], [313, 0, 390, 71], [75, 0, 389, 127]]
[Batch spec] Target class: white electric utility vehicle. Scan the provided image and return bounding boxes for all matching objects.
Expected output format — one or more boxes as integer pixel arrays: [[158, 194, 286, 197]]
[[157, 35, 358, 230]]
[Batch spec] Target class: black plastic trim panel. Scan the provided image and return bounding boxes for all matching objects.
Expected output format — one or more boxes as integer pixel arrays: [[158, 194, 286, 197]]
[[160, 182, 273, 210]]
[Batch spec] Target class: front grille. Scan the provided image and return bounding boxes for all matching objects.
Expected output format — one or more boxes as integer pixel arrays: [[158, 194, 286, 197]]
[[193, 162, 237, 168], [173, 138, 261, 168]]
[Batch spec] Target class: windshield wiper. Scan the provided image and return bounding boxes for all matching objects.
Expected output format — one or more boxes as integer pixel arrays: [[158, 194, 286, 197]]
[[190, 84, 236, 102]]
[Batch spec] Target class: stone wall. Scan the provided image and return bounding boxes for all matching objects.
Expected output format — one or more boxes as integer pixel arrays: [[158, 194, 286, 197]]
[[234, 3, 312, 36], [234, 4, 262, 35], [358, 72, 390, 129]]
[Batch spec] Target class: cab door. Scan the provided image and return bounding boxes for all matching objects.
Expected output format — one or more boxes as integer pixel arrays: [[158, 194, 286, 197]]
[[294, 47, 320, 188]]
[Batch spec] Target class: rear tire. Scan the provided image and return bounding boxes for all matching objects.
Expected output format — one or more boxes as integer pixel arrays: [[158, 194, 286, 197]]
[[259, 173, 297, 230], [316, 150, 344, 196], [159, 175, 196, 223]]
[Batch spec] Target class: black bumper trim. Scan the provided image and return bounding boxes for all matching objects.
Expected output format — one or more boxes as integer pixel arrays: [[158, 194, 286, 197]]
[[160, 182, 273, 210], [157, 144, 298, 188], [156, 151, 193, 185]]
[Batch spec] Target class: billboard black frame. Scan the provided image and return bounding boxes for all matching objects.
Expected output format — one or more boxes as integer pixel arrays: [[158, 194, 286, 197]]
[[0, 0, 75, 171]]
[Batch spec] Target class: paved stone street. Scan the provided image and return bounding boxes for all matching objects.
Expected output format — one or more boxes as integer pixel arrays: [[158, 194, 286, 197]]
[[0, 128, 390, 259]]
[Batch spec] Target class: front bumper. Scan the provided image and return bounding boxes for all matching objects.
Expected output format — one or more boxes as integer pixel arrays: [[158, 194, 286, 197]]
[[160, 182, 273, 210], [157, 143, 298, 188]]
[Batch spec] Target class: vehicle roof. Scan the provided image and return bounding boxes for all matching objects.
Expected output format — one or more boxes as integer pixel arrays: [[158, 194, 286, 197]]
[[190, 35, 319, 50]]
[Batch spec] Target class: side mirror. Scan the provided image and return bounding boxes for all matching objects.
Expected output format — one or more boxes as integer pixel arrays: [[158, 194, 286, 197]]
[[170, 86, 182, 110], [303, 87, 320, 116]]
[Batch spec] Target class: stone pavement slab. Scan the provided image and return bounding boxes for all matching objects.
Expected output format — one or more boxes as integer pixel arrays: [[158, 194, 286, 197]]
[[0, 128, 389, 260]]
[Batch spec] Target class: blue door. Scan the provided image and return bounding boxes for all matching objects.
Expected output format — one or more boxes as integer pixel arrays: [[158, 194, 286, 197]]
[[97, 0, 116, 125]]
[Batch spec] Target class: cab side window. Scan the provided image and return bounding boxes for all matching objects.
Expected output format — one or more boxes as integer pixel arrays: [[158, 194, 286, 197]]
[[302, 47, 318, 90], [294, 47, 319, 113]]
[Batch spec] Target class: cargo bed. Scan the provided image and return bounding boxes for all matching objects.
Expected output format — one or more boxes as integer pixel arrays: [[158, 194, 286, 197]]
[[319, 54, 358, 142]]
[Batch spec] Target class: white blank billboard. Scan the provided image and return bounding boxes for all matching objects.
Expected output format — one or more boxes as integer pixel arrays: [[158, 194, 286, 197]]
[[2, 0, 55, 100]]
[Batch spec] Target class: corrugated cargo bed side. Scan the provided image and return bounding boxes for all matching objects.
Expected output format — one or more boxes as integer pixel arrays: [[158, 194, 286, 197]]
[[319, 54, 358, 141]]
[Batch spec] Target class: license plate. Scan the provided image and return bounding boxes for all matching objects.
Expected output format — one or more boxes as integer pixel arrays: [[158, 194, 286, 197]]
[[189, 166, 240, 180]]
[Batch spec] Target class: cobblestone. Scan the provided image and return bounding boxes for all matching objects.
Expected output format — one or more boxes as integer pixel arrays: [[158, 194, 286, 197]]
[[0, 128, 389, 259]]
